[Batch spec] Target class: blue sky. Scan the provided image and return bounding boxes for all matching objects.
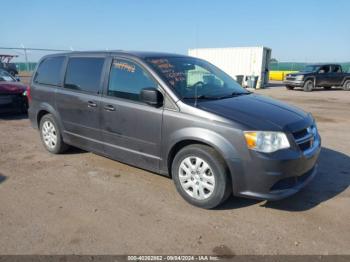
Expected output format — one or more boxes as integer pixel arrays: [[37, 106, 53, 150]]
[[1, 0, 349, 62]]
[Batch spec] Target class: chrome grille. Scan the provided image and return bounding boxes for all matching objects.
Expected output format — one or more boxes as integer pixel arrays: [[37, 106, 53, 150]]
[[292, 126, 316, 152], [285, 76, 296, 81]]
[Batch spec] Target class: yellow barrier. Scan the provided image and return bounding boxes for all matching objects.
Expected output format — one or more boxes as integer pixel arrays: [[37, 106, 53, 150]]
[[269, 71, 298, 81]]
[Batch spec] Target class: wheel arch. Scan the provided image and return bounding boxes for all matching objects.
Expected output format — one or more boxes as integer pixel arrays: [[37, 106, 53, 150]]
[[304, 76, 315, 84], [164, 128, 242, 192], [341, 77, 350, 86], [36, 103, 63, 132]]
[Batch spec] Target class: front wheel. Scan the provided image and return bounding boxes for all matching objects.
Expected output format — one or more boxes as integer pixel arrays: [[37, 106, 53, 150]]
[[343, 80, 350, 91], [172, 144, 232, 209], [40, 114, 69, 154], [303, 80, 314, 92]]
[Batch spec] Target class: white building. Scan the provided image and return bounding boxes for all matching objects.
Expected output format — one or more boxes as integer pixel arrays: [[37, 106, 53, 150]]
[[188, 46, 272, 89]]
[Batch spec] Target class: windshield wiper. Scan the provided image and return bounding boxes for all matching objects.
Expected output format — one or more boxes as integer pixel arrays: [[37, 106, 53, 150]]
[[216, 91, 252, 100], [183, 92, 251, 101], [183, 95, 219, 100]]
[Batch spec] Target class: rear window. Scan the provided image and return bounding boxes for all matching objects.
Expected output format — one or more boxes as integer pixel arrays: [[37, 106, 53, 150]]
[[64, 57, 105, 94], [34, 56, 65, 86]]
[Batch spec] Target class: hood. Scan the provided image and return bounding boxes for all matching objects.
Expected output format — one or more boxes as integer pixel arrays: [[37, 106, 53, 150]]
[[287, 72, 312, 77], [197, 94, 312, 131], [0, 81, 27, 94]]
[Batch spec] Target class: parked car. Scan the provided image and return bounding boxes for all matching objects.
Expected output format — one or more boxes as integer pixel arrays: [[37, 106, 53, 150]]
[[284, 64, 350, 92], [28, 51, 321, 208], [0, 54, 19, 76], [0, 69, 28, 113]]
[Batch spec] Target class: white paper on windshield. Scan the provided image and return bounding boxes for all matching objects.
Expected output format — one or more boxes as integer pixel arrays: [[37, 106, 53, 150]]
[[2, 76, 13, 81]]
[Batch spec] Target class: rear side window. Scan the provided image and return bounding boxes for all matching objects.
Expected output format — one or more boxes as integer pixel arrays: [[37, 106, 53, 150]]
[[333, 65, 342, 73], [107, 59, 157, 101], [64, 57, 105, 94], [34, 56, 65, 86]]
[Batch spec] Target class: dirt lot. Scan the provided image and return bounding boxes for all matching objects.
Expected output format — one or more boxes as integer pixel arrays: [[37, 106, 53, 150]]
[[0, 85, 349, 255]]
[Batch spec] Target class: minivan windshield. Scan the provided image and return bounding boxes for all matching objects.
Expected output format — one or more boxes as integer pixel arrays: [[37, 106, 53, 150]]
[[146, 56, 249, 100]]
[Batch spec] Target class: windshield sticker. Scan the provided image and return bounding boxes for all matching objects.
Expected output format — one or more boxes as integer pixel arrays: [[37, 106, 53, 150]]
[[148, 58, 186, 85], [113, 61, 136, 73]]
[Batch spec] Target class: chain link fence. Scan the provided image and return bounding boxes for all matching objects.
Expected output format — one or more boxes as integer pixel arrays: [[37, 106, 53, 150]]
[[0, 47, 70, 75], [1, 47, 350, 77], [269, 62, 350, 72]]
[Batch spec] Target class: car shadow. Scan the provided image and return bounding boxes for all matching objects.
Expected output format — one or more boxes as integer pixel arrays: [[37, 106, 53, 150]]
[[0, 112, 28, 120], [217, 147, 349, 211], [64, 146, 87, 155], [293, 87, 344, 92], [262, 147, 349, 211], [217, 196, 261, 210], [0, 173, 7, 184], [266, 82, 285, 88]]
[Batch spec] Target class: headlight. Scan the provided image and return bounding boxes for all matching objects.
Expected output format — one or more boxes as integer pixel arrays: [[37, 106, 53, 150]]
[[244, 131, 290, 153], [295, 75, 304, 80], [310, 123, 318, 137], [23, 90, 27, 96]]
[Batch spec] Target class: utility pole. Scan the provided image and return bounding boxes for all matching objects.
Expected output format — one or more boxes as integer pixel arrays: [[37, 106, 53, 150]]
[[21, 44, 29, 72]]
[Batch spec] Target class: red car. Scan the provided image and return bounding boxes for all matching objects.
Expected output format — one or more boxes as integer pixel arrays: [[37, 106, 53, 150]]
[[0, 69, 29, 113]]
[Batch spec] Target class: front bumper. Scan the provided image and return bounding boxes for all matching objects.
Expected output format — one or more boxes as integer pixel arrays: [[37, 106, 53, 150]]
[[229, 133, 321, 201], [283, 80, 304, 87]]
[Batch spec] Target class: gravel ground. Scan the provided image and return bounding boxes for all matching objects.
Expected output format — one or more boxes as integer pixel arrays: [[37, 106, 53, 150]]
[[0, 84, 349, 255]]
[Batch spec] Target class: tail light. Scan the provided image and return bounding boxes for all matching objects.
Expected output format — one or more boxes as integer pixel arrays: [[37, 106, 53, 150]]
[[26, 85, 32, 103]]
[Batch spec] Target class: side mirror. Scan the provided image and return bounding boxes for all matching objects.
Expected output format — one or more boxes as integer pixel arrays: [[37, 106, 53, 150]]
[[318, 69, 325, 74], [140, 87, 163, 107]]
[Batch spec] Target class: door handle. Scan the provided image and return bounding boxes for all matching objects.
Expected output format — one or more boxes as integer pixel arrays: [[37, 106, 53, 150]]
[[104, 105, 116, 111], [87, 101, 97, 108]]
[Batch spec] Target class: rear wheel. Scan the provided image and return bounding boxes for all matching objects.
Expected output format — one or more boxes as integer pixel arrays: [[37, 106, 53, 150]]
[[343, 80, 350, 91], [303, 80, 314, 92], [39, 114, 69, 154], [172, 144, 232, 209], [285, 85, 294, 90]]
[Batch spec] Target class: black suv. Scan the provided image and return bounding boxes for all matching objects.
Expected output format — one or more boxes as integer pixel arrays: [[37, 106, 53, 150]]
[[284, 64, 350, 92], [28, 51, 321, 208]]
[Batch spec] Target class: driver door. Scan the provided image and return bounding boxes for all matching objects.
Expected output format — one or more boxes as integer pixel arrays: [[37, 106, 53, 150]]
[[100, 57, 164, 172], [316, 65, 332, 87]]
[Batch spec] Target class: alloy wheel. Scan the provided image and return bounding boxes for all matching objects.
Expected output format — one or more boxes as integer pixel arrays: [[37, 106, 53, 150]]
[[41, 120, 57, 150], [178, 156, 215, 200]]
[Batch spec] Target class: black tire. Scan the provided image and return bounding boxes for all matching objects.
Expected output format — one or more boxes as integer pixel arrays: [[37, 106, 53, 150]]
[[20, 101, 28, 114], [286, 85, 294, 90], [342, 80, 350, 91], [172, 144, 232, 209], [39, 114, 69, 154], [323, 86, 332, 90], [303, 79, 314, 92]]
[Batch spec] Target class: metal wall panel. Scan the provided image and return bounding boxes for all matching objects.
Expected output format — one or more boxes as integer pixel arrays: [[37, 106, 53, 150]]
[[188, 46, 272, 88]]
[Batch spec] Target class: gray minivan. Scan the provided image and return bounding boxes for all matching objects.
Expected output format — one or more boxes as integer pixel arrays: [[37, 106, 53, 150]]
[[28, 51, 321, 208]]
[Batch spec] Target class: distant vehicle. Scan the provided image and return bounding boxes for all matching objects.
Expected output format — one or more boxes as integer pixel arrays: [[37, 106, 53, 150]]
[[0, 54, 19, 76], [0, 69, 28, 113], [29, 51, 320, 209], [284, 64, 350, 92]]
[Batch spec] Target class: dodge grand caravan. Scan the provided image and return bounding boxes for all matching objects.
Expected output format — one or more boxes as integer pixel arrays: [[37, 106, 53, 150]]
[[28, 51, 321, 209]]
